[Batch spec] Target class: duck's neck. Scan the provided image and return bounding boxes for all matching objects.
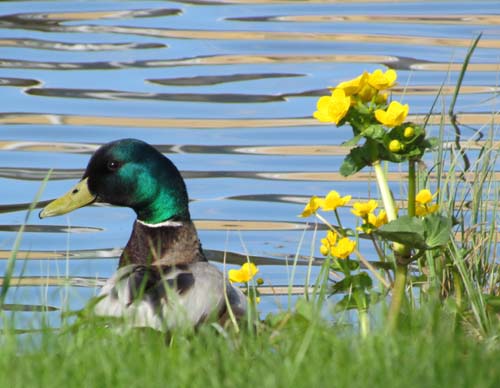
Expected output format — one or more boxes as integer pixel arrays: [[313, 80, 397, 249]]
[[118, 218, 206, 267]]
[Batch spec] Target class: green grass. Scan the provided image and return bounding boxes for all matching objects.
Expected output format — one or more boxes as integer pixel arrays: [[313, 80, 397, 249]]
[[0, 308, 499, 388]]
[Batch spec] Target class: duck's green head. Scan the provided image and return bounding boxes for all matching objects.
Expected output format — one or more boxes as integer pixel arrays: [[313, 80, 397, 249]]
[[40, 139, 190, 224]]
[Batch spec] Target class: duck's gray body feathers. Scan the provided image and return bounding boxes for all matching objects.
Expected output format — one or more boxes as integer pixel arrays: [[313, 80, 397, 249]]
[[94, 261, 246, 331]]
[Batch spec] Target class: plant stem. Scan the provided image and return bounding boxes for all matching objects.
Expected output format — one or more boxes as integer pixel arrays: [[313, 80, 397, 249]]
[[372, 161, 397, 222], [358, 309, 370, 339], [334, 209, 344, 232], [373, 160, 411, 331], [387, 263, 408, 331], [408, 160, 416, 217], [387, 160, 418, 330]]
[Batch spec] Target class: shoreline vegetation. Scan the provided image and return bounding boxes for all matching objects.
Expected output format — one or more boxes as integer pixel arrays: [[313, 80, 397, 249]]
[[1, 40, 499, 387]]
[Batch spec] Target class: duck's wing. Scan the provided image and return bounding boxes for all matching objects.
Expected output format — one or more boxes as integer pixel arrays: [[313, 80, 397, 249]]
[[93, 262, 246, 331]]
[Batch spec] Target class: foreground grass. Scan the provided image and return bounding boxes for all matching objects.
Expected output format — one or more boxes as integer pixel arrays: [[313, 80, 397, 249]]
[[0, 308, 499, 388]]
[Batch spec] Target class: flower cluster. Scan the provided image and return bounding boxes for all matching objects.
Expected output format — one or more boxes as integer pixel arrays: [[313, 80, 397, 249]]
[[313, 68, 434, 175], [415, 189, 439, 216], [299, 190, 351, 217], [314, 69, 401, 126], [300, 191, 384, 260], [351, 199, 378, 218], [320, 230, 357, 259], [351, 200, 388, 234]]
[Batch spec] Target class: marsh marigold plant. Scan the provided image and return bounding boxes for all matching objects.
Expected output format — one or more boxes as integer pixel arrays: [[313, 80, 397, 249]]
[[302, 68, 450, 335]]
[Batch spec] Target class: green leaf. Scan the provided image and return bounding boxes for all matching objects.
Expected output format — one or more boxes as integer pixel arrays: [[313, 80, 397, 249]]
[[342, 134, 363, 147], [330, 277, 353, 294], [352, 272, 373, 289], [375, 216, 427, 249], [340, 147, 368, 176], [330, 258, 359, 272], [361, 124, 386, 142], [423, 213, 452, 248], [334, 294, 359, 311], [331, 273, 372, 295]]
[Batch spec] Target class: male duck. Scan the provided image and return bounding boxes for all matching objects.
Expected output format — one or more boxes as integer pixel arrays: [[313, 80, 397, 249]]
[[40, 138, 246, 331]]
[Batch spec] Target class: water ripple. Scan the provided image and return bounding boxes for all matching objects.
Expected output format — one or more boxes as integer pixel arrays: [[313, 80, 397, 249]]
[[0, 167, 498, 183], [0, 112, 494, 128], [0, 38, 165, 51], [147, 73, 304, 86], [0, 77, 40, 87], [0, 54, 497, 72], [1, 141, 496, 157], [0, 224, 103, 233], [0, 8, 181, 27], [25, 87, 285, 103], [227, 14, 500, 26]]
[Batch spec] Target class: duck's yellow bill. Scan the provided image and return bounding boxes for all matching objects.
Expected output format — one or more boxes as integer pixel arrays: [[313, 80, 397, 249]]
[[39, 177, 96, 218]]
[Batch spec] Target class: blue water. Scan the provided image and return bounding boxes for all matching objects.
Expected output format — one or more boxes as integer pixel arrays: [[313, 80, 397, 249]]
[[0, 0, 498, 327]]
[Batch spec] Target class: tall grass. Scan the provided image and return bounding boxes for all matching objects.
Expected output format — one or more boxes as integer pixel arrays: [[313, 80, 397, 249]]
[[1, 311, 500, 388]]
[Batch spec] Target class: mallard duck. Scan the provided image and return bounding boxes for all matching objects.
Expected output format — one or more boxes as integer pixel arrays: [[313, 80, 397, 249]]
[[40, 138, 246, 331]]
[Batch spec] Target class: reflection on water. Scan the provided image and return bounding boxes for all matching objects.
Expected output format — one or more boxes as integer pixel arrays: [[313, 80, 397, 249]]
[[0, 77, 40, 87], [26, 87, 286, 103], [0, 0, 498, 320], [1, 141, 499, 157], [228, 14, 500, 25], [3, 54, 500, 72], [148, 73, 304, 86], [0, 38, 166, 51], [1, 166, 499, 183], [0, 112, 495, 128]]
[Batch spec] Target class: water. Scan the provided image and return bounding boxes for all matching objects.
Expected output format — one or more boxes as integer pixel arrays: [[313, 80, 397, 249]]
[[0, 0, 499, 328]]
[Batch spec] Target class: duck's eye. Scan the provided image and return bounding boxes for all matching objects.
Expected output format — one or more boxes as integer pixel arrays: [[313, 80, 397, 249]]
[[107, 160, 121, 172]]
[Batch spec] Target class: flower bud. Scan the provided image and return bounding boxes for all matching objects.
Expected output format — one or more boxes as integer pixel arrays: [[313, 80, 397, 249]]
[[389, 139, 403, 152], [404, 126, 415, 138]]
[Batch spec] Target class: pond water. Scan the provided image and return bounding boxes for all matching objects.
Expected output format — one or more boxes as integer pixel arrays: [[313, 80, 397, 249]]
[[0, 0, 499, 329]]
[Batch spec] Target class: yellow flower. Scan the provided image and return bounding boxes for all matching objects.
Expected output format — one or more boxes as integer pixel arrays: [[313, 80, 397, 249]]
[[336, 71, 369, 96], [228, 262, 259, 284], [299, 196, 324, 217], [370, 209, 388, 228], [321, 190, 352, 211], [415, 189, 439, 216], [374, 101, 409, 128], [313, 88, 351, 125], [368, 69, 397, 90], [357, 209, 388, 234], [320, 230, 338, 256], [404, 126, 415, 138], [357, 83, 378, 102], [416, 189, 433, 205], [416, 203, 439, 217], [351, 199, 378, 218], [389, 139, 403, 153], [331, 237, 356, 259]]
